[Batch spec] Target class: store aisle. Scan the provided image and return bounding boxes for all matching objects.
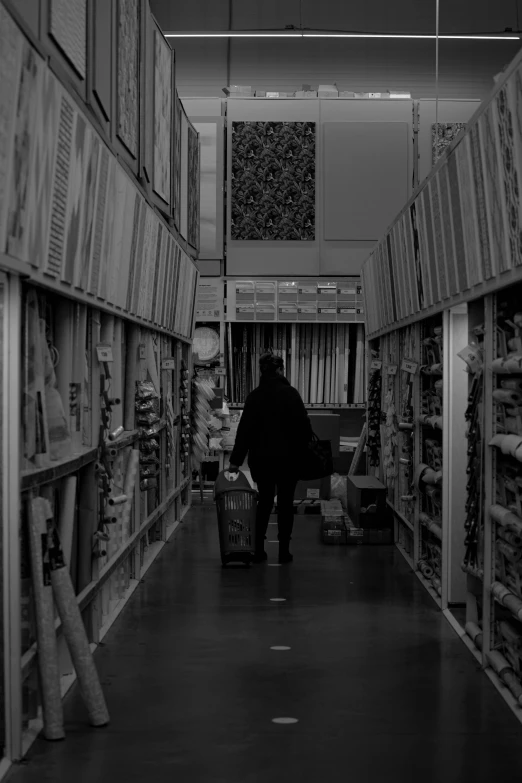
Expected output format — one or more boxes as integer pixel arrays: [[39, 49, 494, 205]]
[[7, 500, 522, 783]]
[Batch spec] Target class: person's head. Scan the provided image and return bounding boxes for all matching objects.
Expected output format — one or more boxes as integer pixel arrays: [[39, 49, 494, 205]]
[[259, 352, 284, 377]]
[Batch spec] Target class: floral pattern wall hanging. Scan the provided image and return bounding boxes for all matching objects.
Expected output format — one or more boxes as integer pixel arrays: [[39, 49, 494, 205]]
[[231, 121, 315, 240], [432, 123, 467, 165]]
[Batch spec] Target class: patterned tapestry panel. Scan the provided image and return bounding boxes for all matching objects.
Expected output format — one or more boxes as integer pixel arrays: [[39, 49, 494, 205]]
[[50, 0, 87, 78], [153, 30, 172, 204], [432, 122, 467, 165], [187, 124, 199, 249], [117, 0, 140, 158], [231, 121, 315, 240]]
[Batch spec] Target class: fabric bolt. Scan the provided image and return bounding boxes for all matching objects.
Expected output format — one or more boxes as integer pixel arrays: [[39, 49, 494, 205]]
[[447, 155, 470, 291], [432, 122, 467, 165], [393, 222, 409, 318], [479, 111, 509, 274], [231, 121, 316, 241], [496, 87, 522, 267], [469, 123, 493, 280], [98, 156, 116, 300], [88, 144, 109, 295], [438, 165, 459, 295], [429, 176, 448, 300]]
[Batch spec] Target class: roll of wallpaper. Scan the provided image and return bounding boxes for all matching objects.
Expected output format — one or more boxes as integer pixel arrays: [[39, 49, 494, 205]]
[[486, 651, 522, 704], [58, 476, 77, 571], [493, 389, 522, 405], [419, 561, 434, 579], [50, 565, 110, 727], [27, 498, 65, 740], [490, 504, 522, 534], [497, 540, 522, 564], [120, 449, 140, 536], [465, 621, 483, 650], [489, 434, 522, 461]]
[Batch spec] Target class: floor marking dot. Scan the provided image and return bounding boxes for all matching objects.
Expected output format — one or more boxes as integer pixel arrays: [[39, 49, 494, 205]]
[[270, 598, 286, 602], [270, 646, 291, 651], [268, 563, 282, 567], [272, 717, 298, 724]]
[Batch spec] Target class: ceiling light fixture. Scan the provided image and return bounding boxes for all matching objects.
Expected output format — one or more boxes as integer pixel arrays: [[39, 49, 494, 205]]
[[164, 30, 521, 40]]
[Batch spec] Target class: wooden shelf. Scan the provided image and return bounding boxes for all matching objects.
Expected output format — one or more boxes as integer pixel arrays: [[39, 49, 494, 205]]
[[21, 447, 98, 490]]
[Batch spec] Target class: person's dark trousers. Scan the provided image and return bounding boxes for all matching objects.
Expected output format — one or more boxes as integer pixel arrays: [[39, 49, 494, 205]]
[[254, 469, 299, 554]]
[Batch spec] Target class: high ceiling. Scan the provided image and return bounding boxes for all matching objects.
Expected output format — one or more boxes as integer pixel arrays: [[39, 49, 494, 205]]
[[152, 0, 520, 35]]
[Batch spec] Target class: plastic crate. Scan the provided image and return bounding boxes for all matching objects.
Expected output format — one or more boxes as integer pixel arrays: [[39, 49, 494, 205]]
[[214, 470, 257, 567]]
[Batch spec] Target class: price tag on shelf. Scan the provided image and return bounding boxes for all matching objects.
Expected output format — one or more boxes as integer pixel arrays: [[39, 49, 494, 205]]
[[162, 358, 176, 370], [215, 367, 226, 376], [387, 364, 398, 375], [96, 344, 113, 362], [401, 359, 418, 375], [370, 360, 382, 370]]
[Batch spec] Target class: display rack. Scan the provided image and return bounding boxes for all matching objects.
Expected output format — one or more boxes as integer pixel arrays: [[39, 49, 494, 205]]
[[361, 43, 522, 721], [0, 1, 199, 770]]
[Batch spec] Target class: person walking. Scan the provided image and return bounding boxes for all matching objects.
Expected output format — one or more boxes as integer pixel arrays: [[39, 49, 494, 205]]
[[228, 352, 313, 564]]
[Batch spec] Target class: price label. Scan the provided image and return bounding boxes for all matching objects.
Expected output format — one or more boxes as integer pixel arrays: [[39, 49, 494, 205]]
[[215, 367, 226, 376], [319, 308, 336, 314], [339, 287, 356, 295], [96, 344, 113, 362], [387, 364, 398, 375], [298, 306, 317, 314], [401, 359, 418, 374], [339, 308, 355, 314], [139, 344, 146, 360], [280, 306, 297, 313], [162, 358, 175, 370], [371, 360, 382, 370], [349, 528, 364, 537]]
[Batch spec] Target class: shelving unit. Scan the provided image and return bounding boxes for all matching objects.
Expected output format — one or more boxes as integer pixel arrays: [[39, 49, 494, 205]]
[[0, 0, 199, 770], [361, 43, 522, 721]]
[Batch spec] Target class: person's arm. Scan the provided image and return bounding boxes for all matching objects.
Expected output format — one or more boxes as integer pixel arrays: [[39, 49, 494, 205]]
[[228, 396, 255, 469]]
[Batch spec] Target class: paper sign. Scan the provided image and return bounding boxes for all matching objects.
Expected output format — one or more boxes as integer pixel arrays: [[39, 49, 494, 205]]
[[162, 358, 175, 370], [215, 367, 226, 375], [401, 359, 418, 374], [387, 365, 398, 375], [96, 344, 113, 362], [371, 360, 383, 370]]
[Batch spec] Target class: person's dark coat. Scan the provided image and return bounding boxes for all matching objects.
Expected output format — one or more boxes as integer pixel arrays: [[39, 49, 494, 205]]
[[229, 374, 313, 481]]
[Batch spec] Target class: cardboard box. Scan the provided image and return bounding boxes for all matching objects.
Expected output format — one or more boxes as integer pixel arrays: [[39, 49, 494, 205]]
[[295, 476, 330, 500], [318, 84, 339, 97], [296, 90, 318, 98], [346, 525, 393, 545], [346, 475, 388, 528], [223, 85, 253, 96]]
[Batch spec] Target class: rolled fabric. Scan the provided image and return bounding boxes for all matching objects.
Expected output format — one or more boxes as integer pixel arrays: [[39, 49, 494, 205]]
[[497, 528, 522, 548], [504, 355, 522, 373], [414, 463, 430, 489], [421, 468, 442, 486], [490, 504, 522, 535], [398, 421, 414, 431], [491, 581, 522, 621], [487, 650, 513, 678], [489, 433, 522, 460]]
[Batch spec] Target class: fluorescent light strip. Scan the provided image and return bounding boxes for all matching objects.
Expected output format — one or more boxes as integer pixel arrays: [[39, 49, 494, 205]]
[[165, 32, 520, 40]]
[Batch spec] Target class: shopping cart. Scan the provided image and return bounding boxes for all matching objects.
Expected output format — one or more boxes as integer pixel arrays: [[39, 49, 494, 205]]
[[214, 469, 258, 567]]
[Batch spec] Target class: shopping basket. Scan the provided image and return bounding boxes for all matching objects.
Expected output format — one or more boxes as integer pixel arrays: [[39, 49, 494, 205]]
[[214, 470, 258, 567]]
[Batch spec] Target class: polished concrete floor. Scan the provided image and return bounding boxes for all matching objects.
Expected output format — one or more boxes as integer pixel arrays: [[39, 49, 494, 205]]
[[7, 498, 522, 782]]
